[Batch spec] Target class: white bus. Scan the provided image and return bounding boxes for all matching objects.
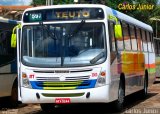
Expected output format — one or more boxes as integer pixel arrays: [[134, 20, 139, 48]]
[[12, 4, 155, 112], [0, 18, 19, 106]]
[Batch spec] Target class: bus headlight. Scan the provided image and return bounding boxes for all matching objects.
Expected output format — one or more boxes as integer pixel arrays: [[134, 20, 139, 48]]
[[95, 71, 106, 87], [22, 73, 32, 88]]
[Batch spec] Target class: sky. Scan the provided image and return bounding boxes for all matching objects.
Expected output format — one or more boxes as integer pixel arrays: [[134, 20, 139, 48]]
[[0, 0, 32, 5]]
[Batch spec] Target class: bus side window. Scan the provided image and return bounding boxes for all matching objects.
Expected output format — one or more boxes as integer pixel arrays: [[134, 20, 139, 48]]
[[141, 30, 147, 52], [149, 32, 153, 52], [108, 21, 117, 64], [0, 31, 15, 66], [146, 31, 152, 52], [108, 21, 116, 52], [136, 27, 142, 51], [122, 22, 131, 51], [23, 28, 32, 56], [117, 23, 124, 51], [130, 25, 137, 51], [155, 39, 159, 55], [150, 32, 155, 52]]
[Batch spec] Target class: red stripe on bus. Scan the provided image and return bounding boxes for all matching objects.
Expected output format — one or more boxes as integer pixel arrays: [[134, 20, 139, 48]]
[[145, 63, 156, 68]]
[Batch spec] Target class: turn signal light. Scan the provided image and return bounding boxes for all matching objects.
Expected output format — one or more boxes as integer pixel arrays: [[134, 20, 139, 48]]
[[22, 73, 27, 78], [100, 72, 106, 77]]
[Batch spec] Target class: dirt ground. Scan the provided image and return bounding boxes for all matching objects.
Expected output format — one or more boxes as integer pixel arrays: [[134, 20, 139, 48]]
[[1, 81, 160, 114]]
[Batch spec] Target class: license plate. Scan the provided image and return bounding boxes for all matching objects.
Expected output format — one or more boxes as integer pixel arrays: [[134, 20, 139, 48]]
[[55, 98, 71, 104]]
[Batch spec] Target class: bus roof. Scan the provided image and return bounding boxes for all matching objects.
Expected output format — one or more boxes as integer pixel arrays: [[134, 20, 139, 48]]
[[23, 4, 153, 32], [107, 7, 153, 32], [0, 17, 20, 24]]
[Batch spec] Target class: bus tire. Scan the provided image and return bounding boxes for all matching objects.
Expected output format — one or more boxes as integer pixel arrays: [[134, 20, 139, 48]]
[[115, 78, 125, 112], [40, 103, 56, 113], [141, 71, 148, 98], [10, 80, 18, 107]]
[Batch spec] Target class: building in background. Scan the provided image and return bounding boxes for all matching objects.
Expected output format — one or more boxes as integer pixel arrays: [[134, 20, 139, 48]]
[[0, 6, 32, 20]]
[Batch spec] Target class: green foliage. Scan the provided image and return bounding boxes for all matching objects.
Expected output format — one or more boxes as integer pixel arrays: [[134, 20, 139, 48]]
[[31, 0, 75, 5], [105, 0, 132, 10], [31, 0, 45, 5], [105, 0, 160, 37]]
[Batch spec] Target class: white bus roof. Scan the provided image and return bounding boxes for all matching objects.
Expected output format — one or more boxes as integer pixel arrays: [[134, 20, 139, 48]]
[[106, 6, 153, 32], [0, 17, 20, 24], [24, 4, 153, 32]]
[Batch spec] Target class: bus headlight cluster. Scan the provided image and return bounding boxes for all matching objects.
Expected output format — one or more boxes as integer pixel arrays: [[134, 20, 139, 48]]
[[22, 73, 32, 88], [95, 71, 106, 87]]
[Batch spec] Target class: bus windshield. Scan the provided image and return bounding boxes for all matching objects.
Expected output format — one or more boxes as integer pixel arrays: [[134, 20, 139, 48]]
[[22, 22, 106, 67]]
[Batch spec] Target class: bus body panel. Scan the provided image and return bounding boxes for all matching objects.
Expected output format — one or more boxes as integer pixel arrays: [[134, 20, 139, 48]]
[[147, 52, 156, 84], [0, 73, 16, 97], [21, 85, 110, 103]]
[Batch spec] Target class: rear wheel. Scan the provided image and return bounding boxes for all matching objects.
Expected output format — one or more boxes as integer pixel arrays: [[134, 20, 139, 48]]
[[141, 72, 148, 98], [40, 103, 57, 113]]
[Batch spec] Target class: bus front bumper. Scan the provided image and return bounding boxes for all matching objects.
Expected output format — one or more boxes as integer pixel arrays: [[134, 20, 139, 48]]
[[20, 85, 111, 103]]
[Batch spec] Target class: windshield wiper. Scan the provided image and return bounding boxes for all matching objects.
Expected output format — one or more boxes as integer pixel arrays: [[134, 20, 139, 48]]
[[39, 21, 58, 40], [90, 51, 105, 64], [67, 20, 85, 38]]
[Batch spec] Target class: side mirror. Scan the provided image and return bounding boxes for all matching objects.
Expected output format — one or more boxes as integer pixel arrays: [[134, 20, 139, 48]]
[[108, 15, 122, 39], [11, 24, 21, 48], [11, 33, 17, 48], [114, 24, 122, 39]]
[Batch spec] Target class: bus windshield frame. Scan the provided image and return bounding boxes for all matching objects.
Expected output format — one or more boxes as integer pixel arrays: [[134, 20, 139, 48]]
[[21, 21, 107, 68]]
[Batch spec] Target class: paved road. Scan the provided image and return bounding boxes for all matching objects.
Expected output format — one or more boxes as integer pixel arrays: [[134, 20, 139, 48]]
[[1, 81, 160, 114]]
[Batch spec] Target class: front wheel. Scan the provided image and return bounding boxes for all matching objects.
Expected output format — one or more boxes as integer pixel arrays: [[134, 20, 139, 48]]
[[114, 80, 125, 112]]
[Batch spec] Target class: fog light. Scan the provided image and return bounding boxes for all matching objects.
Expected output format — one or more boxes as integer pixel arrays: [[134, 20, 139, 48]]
[[22, 73, 32, 88], [23, 78, 29, 87], [97, 77, 105, 84]]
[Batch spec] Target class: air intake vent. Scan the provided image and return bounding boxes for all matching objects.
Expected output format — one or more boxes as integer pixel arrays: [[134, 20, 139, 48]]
[[34, 69, 92, 73], [70, 69, 92, 73]]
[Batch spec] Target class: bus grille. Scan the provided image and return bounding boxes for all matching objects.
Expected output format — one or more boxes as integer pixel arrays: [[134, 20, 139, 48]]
[[31, 75, 96, 90]]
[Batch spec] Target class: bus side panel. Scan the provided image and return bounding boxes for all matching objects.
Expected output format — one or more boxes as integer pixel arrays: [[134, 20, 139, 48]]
[[110, 51, 145, 100], [121, 51, 144, 95], [0, 62, 17, 97], [146, 52, 156, 85], [0, 21, 18, 97]]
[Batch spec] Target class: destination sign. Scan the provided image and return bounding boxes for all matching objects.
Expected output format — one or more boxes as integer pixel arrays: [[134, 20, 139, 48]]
[[29, 13, 42, 21], [23, 8, 104, 22], [54, 10, 90, 19]]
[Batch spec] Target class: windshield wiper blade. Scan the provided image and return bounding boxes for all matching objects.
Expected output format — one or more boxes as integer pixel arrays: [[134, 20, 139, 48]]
[[69, 20, 85, 38], [90, 51, 105, 64], [39, 21, 57, 40]]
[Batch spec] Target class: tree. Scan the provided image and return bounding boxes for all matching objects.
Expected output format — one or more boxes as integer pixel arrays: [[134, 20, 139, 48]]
[[105, 0, 160, 37]]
